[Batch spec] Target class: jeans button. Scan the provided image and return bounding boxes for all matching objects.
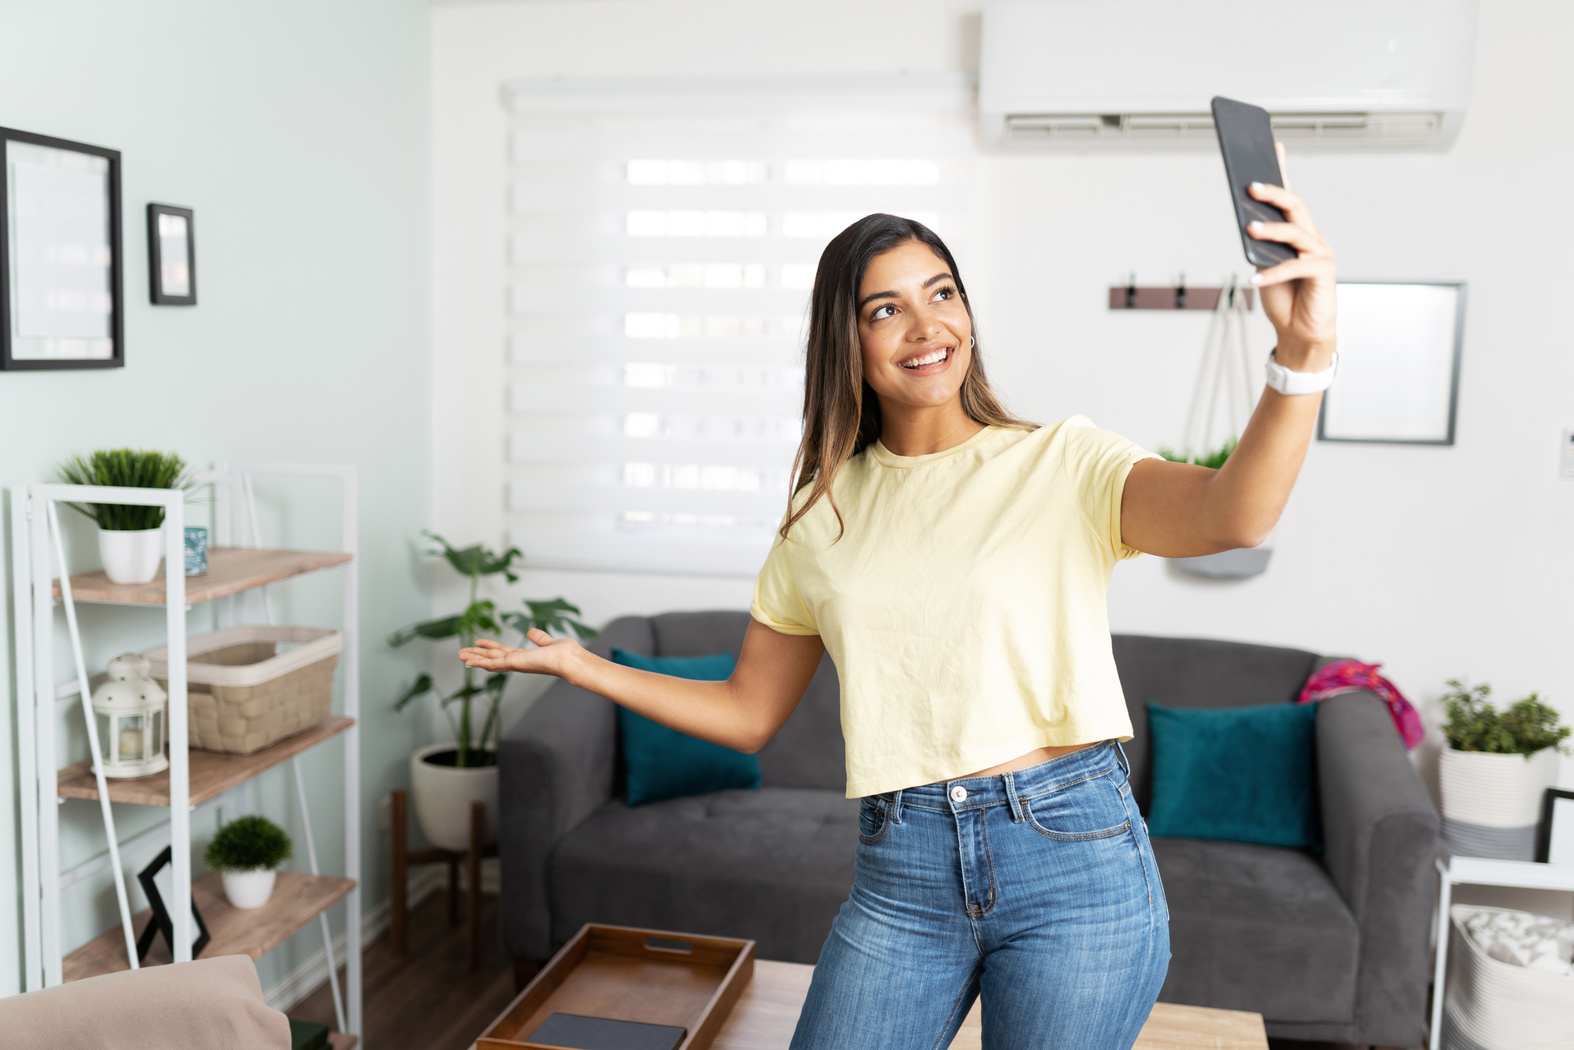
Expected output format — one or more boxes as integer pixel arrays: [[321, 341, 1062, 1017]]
[[949, 785, 968, 803]]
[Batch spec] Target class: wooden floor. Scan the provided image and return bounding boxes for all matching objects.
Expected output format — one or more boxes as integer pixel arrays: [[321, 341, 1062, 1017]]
[[289, 890, 516, 1050], [288, 892, 1406, 1050]]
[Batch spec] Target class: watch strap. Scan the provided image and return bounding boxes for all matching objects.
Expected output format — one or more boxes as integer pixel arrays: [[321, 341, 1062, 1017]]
[[1265, 349, 1339, 395]]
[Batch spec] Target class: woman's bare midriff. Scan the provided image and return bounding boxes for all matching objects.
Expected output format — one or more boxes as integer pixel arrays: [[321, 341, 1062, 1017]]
[[957, 741, 1102, 780]]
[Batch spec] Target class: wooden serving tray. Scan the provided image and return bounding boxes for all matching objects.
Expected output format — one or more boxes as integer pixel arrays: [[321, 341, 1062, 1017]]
[[478, 924, 755, 1050]]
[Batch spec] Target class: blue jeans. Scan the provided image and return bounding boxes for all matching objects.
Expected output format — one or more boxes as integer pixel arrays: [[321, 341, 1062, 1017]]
[[790, 741, 1171, 1050]]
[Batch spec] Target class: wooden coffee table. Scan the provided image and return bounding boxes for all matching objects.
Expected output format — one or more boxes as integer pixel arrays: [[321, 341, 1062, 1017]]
[[708, 961, 1267, 1050], [477, 958, 1268, 1049]]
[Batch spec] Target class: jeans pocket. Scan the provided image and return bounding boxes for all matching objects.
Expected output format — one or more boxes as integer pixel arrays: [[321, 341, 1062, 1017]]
[[857, 796, 890, 845], [1023, 771, 1132, 841]]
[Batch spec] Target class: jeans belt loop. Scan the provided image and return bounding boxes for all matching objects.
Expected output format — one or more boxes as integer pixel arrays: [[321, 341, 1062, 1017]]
[[890, 789, 904, 824], [1114, 738, 1131, 776], [1003, 771, 1025, 823]]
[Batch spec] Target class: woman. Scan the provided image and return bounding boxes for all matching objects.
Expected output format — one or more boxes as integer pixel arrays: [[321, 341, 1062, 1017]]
[[462, 171, 1336, 1049]]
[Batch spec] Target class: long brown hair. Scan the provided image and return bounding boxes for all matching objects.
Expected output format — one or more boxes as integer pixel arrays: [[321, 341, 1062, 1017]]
[[782, 213, 1034, 541]]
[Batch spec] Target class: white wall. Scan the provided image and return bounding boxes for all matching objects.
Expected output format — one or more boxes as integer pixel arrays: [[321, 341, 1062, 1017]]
[[432, 0, 1574, 920], [1, 0, 432, 999]]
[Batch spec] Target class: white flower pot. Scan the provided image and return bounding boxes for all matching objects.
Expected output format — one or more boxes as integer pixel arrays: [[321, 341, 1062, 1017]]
[[220, 867, 277, 909], [410, 743, 498, 852], [98, 527, 163, 585], [1438, 746, 1561, 860]]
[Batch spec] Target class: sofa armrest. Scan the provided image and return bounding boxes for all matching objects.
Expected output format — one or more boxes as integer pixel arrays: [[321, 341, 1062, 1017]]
[[498, 616, 652, 960], [1316, 691, 1441, 1047]]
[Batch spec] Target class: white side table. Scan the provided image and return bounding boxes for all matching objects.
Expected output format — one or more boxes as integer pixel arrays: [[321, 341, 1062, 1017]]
[[1429, 854, 1574, 1050]]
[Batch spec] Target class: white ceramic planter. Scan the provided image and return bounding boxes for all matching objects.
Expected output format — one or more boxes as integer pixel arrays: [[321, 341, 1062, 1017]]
[[221, 867, 277, 909], [410, 743, 498, 852], [98, 527, 163, 585], [1438, 746, 1561, 860]]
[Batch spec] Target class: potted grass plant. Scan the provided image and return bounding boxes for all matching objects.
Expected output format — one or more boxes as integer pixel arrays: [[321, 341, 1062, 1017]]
[[389, 532, 596, 851], [205, 815, 293, 909], [58, 449, 190, 584], [1438, 679, 1571, 860]]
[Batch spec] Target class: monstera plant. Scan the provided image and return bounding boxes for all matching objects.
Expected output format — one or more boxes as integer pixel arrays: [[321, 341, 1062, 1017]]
[[389, 531, 595, 851]]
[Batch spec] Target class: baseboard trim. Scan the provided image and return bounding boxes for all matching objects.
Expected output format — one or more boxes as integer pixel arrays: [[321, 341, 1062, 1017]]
[[264, 866, 446, 1013]]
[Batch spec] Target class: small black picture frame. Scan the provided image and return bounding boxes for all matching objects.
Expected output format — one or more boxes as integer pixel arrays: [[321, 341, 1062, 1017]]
[[1535, 787, 1574, 866], [136, 846, 211, 961], [147, 203, 196, 305], [0, 125, 123, 370]]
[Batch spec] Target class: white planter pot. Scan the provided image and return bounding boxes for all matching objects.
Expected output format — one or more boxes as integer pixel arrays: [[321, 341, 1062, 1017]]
[[410, 743, 498, 852], [1438, 746, 1561, 860], [220, 867, 277, 909], [98, 527, 163, 585]]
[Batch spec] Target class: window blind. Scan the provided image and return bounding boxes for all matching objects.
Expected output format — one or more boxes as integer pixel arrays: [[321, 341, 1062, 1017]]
[[503, 74, 973, 576]]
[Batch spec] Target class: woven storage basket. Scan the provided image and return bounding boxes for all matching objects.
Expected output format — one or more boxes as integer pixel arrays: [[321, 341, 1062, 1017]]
[[1443, 905, 1574, 1050], [143, 626, 342, 755]]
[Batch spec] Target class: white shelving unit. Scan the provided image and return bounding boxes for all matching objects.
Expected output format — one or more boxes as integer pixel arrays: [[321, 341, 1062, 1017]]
[[1430, 853, 1574, 1050], [9, 463, 362, 1048]]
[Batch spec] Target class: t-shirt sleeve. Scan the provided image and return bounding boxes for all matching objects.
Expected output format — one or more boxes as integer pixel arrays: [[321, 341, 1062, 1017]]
[[1061, 417, 1163, 561], [749, 528, 820, 636]]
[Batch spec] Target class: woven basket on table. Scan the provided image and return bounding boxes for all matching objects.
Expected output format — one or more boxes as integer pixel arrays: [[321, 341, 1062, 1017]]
[[143, 626, 342, 755]]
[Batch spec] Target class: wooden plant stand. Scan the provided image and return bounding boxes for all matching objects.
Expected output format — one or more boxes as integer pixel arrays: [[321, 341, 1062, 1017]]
[[389, 789, 497, 969]]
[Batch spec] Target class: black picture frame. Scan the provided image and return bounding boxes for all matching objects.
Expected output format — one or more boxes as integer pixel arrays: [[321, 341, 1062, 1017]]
[[136, 846, 211, 961], [147, 203, 196, 305], [0, 125, 123, 370], [1316, 281, 1466, 446], [1535, 787, 1574, 866]]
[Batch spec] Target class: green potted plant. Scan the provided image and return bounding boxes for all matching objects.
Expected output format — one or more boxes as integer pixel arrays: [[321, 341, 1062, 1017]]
[[389, 532, 595, 851], [205, 815, 293, 909], [58, 449, 190, 585], [1438, 679, 1571, 860]]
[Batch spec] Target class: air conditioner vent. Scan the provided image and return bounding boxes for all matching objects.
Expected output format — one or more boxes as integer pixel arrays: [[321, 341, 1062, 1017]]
[[1002, 111, 1447, 147]]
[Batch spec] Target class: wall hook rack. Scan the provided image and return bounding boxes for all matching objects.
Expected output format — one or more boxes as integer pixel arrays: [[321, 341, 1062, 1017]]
[[1109, 275, 1254, 312]]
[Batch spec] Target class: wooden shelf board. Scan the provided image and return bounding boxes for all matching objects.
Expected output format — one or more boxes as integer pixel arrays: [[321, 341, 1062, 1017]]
[[327, 1034, 358, 1049], [63, 870, 355, 983], [58, 716, 354, 807], [52, 546, 352, 606]]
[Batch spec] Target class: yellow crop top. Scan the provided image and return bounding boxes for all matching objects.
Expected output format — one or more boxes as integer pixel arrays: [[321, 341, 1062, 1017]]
[[750, 417, 1160, 797]]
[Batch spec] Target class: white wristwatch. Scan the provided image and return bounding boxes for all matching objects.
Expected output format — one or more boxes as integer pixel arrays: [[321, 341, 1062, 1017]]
[[1264, 349, 1339, 395]]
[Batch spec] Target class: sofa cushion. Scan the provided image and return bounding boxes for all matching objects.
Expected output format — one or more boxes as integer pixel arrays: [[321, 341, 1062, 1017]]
[[1152, 836, 1359, 1023], [1113, 634, 1321, 812], [611, 648, 761, 807], [549, 786, 856, 963], [0, 954, 289, 1050], [1147, 701, 1323, 851]]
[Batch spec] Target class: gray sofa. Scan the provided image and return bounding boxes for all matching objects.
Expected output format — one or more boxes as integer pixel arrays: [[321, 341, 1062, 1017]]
[[500, 611, 1440, 1048]]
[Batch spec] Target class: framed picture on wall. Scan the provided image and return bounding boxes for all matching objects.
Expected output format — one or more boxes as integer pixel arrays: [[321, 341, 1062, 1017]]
[[147, 203, 196, 305], [1317, 281, 1466, 445], [0, 125, 123, 370]]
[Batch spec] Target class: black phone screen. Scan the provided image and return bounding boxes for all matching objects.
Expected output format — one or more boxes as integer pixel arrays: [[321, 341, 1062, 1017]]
[[1212, 96, 1296, 268]]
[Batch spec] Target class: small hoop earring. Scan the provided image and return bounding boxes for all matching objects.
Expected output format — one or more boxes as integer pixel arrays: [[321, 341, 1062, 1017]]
[[969, 335, 976, 350]]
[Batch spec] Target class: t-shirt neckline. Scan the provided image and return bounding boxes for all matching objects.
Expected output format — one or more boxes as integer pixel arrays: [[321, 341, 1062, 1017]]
[[868, 424, 1003, 468]]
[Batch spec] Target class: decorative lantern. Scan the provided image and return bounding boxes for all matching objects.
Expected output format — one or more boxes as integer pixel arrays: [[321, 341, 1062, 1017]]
[[91, 653, 168, 778]]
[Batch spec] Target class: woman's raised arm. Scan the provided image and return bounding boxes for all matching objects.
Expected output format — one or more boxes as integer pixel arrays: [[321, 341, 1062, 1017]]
[[458, 618, 825, 754], [1120, 153, 1337, 558]]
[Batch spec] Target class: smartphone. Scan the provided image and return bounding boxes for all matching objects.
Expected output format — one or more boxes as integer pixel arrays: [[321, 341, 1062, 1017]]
[[1211, 96, 1296, 268]]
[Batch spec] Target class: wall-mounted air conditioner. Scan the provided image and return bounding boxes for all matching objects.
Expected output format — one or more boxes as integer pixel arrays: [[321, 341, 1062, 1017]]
[[979, 0, 1478, 150]]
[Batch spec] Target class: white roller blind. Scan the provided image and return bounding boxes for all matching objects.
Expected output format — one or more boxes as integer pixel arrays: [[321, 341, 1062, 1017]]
[[503, 74, 973, 575]]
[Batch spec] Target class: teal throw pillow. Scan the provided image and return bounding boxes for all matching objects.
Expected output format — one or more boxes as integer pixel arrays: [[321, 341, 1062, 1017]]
[[611, 648, 761, 807], [1146, 701, 1322, 851]]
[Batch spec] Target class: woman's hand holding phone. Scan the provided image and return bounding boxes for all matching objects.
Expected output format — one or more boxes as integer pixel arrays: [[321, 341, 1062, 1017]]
[[1246, 143, 1337, 372]]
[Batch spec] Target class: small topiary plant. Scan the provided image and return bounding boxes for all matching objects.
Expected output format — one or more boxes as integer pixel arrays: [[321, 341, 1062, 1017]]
[[1441, 678, 1571, 758], [204, 815, 293, 872]]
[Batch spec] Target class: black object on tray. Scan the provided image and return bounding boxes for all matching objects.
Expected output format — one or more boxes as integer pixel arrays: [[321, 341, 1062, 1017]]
[[288, 1019, 330, 1050], [525, 1012, 687, 1050]]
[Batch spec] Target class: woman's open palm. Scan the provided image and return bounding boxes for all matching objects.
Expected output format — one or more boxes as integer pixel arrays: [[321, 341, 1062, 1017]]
[[459, 630, 582, 677]]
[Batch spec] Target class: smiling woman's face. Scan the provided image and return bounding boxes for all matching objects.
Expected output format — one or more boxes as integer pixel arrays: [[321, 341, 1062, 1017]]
[[857, 239, 974, 416]]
